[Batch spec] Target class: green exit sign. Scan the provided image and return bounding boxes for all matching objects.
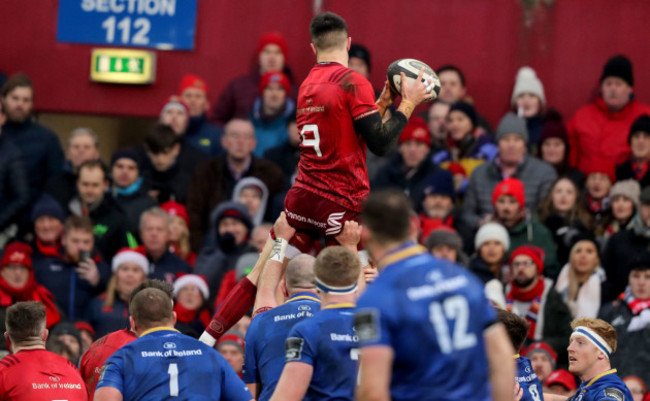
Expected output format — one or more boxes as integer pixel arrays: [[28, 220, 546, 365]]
[[90, 48, 156, 84]]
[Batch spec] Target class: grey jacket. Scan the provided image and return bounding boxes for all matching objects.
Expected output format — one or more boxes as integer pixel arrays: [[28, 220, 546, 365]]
[[462, 156, 557, 228]]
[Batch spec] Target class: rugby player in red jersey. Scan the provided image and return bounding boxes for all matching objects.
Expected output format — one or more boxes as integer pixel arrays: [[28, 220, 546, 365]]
[[284, 12, 435, 252], [0, 301, 86, 400]]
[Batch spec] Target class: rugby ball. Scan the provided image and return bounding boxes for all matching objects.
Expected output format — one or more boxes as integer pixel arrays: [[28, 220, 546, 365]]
[[386, 58, 441, 101]]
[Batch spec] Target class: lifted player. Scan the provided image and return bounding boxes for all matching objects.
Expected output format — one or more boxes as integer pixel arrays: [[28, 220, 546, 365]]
[[285, 12, 434, 251]]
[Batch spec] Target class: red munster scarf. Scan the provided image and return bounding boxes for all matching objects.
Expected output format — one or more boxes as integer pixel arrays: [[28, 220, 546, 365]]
[[620, 286, 650, 315], [0, 273, 61, 328], [506, 278, 545, 339]]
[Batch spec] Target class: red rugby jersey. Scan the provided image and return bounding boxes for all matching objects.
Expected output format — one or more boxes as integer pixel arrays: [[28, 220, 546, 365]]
[[293, 63, 378, 212], [79, 328, 136, 398], [0, 349, 86, 400]]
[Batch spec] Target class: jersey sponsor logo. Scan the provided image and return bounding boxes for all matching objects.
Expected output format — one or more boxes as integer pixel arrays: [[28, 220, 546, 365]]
[[354, 309, 380, 343], [274, 310, 314, 322], [330, 333, 359, 342], [298, 305, 312, 312], [325, 211, 345, 236], [515, 373, 538, 383], [285, 209, 327, 229], [406, 275, 469, 301], [140, 349, 203, 358], [163, 342, 176, 349], [49, 375, 60, 382], [604, 388, 624, 401], [285, 337, 304, 361]]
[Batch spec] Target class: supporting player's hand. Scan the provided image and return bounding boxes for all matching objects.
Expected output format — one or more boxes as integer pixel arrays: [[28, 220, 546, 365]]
[[400, 68, 435, 105], [377, 80, 396, 107], [273, 212, 296, 241], [513, 381, 523, 401], [363, 266, 378, 283], [77, 258, 100, 287], [335, 221, 362, 249]]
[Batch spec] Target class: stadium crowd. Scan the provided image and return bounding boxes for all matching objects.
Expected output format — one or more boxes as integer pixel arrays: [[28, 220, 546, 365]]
[[1, 19, 650, 401]]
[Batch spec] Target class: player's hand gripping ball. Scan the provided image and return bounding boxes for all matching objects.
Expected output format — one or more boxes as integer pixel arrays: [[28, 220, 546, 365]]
[[386, 58, 441, 101]]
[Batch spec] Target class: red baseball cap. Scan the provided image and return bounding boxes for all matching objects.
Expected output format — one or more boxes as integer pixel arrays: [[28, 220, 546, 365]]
[[178, 74, 208, 95], [399, 116, 431, 147], [492, 178, 525, 209], [1, 242, 33, 270], [546, 370, 577, 391]]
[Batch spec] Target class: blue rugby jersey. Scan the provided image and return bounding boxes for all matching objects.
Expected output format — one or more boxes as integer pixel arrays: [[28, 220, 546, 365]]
[[96, 328, 252, 401], [243, 292, 320, 401], [569, 369, 633, 401], [515, 355, 544, 401], [355, 242, 497, 401]]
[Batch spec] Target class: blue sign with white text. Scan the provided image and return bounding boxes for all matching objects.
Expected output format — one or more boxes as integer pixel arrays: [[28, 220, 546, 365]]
[[57, 0, 197, 50]]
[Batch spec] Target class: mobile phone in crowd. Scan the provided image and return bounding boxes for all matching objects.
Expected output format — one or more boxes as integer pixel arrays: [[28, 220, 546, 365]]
[[79, 250, 91, 262]]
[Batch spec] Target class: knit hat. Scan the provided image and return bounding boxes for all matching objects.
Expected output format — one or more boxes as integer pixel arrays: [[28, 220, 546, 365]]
[[509, 245, 545, 275], [511, 66, 545, 107], [423, 169, 455, 200], [111, 247, 149, 275], [523, 341, 558, 368], [215, 202, 254, 233], [258, 32, 289, 59], [217, 330, 245, 353], [539, 119, 569, 148], [161, 200, 190, 227], [235, 252, 258, 281], [50, 322, 82, 351], [424, 228, 463, 254], [111, 147, 143, 169], [348, 44, 371, 72], [1, 242, 32, 270], [492, 178, 525, 209], [600, 55, 633, 87], [74, 321, 96, 340], [159, 96, 189, 119], [475, 222, 510, 251], [609, 179, 641, 209], [642, 186, 650, 205], [583, 161, 615, 184], [626, 251, 650, 272], [546, 370, 577, 391], [259, 71, 291, 94], [30, 194, 65, 223], [399, 116, 431, 147], [449, 101, 478, 129], [496, 112, 529, 143], [629, 115, 650, 144], [569, 233, 601, 258], [178, 74, 208, 95], [173, 273, 209, 300]]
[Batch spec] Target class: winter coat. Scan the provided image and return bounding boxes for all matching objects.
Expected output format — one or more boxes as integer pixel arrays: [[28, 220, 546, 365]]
[[263, 141, 300, 189], [84, 292, 130, 339], [186, 155, 284, 251], [112, 181, 157, 239], [231, 177, 268, 226], [184, 114, 224, 157], [616, 158, 650, 189], [44, 162, 77, 211], [508, 214, 561, 279], [250, 97, 296, 157], [462, 156, 557, 228], [432, 134, 498, 179], [555, 263, 606, 319], [0, 134, 29, 230], [147, 250, 192, 283], [568, 98, 650, 173], [542, 214, 591, 267], [1, 119, 64, 200]]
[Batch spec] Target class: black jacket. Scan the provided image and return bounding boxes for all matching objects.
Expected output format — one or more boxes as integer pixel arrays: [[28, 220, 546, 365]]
[[0, 134, 29, 229], [147, 250, 192, 283], [616, 159, 650, 189], [112, 182, 157, 238], [44, 163, 77, 210], [602, 227, 650, 303], [263, 141, 299, 189]]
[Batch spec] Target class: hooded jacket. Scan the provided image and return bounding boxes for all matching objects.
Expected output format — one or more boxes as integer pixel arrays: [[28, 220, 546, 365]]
[[231, 177, 269, 226]]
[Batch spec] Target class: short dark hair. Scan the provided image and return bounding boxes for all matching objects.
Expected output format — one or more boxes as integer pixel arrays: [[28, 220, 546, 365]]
[[314, 246, 359, 288], [130, 288, 174, 330], [1, 74, 33, 98], [361, 190, 412, 244], [309, 12, 348, 51], [129, 279, 174, 303], [5, 301, 46, 344], [437, 65, 466, 87], [497, 309, 529, 351], [78, 159, 108, 181], [145, 124, 179, 154]]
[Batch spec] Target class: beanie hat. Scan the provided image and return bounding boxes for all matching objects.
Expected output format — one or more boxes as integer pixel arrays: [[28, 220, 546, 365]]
[[492, 178, 525, 209], [74, 321, 96, 340], [159, 96, 189, 119], [259, 71, 291, 95], [258, 32, 289, 59], [399, 116, 431, 147], [509, 245, 545, 275], [424, 227, 463, 253], [348, 44, 371, 72], [569, 233, 601, 259], [629, 115, 650, 144], [600, 55, 633, 87], [539, 119, 569, 148], [50, 322, 82, 350], [1, 242, 33, 270], [30, 194, 65, 223], [626, 251, 650, 272], [217, 330, 245, 353], [609, 179, 641, 209], [161, 200, 190, 227], [449, 101, 478, 129], [111, 247, 149, 275], [178, 73, 208, 95], [511, 66, 545, 107], [496, 112, 529, 143], [546, 370, 577, 391], [523, 341, 558, 368], [235, 252, 258, 281], [216, 203, 254, 234], [111, 147, 143, 169], [173, 273, 209, 300], [424, 169, 455, 200], [475, 222, 510, 251], [584, 161, 615, 184]]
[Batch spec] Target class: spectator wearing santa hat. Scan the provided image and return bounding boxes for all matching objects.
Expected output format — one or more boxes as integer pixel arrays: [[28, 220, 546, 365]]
[[83, 248, 149, 338], [373, 117, 446, 207], [160, 200, 196, 267], [250, 71, 296, 157], [544, 369, 577, 397], [0, 242, 62, 353], [178, 74, 223, 157], [173, 273, 211, 338], [523, 341, 558, 385], [491, 177, 561, 277], [212, 32, 297, 125]]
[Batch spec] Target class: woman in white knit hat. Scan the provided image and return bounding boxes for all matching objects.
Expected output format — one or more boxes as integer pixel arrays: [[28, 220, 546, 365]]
[[467, 222, 511, 308], [511, 66, 547, 153], [603, 179, 641, 245]]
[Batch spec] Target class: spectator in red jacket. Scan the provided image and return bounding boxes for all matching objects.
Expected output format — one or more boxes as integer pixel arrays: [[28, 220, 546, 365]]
[[568, 55, 650, 174]]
